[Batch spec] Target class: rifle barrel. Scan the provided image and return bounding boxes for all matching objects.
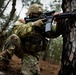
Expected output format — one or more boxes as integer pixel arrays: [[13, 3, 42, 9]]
[[54, 12, 76, 19]]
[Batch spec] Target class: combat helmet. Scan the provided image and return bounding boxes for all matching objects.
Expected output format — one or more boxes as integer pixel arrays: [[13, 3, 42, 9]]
[[26, 4, 43, 16]]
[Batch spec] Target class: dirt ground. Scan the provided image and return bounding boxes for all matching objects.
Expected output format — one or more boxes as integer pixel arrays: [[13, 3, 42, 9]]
[[0, 55, 60, 75]]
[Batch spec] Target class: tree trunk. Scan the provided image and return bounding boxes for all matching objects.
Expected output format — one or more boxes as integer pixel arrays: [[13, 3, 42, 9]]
[[59, 0, 76, 75], [2, 0, 16, 31], [0, 0, 11, 17]]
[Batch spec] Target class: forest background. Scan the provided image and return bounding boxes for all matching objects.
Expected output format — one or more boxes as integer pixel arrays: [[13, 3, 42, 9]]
[[0, 0, 62, 64]]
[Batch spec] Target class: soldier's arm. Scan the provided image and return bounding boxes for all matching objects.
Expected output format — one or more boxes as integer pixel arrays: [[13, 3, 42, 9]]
[[12, 19, 44, 38], [46, 20, 64, 38], [46, 12, 64, 38]]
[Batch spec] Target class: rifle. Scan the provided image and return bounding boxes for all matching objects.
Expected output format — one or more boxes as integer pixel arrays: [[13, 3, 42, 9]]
[[24, 10, 55, 32], [24, 11, 76, 32], [53, 11, 76, 19]]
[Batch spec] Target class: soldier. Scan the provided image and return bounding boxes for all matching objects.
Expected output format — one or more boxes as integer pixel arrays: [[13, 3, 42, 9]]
[[0, 4, 48, 75]]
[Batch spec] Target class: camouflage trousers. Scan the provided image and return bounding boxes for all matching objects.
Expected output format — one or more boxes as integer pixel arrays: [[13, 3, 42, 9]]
[[2, 34, 40, 75]]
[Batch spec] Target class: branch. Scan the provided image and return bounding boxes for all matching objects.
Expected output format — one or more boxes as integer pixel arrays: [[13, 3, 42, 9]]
[[2, 0, 16, 31], [0, 0, 11, 17], [14, 5, 24, 22]]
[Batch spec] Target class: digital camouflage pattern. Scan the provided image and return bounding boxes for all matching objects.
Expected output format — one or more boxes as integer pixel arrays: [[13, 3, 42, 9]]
[[12, 20, 33, 38], [22, 54, 40, 75]]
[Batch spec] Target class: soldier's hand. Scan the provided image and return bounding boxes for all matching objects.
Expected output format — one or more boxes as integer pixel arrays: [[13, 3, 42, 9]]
[[54, 12, 62, 23], [34, 18, 46, 27]]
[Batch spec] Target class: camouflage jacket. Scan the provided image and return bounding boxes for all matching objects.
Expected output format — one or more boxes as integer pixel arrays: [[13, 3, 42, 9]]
[[12, 19, 33, 38], [11, 19, 48, 54]]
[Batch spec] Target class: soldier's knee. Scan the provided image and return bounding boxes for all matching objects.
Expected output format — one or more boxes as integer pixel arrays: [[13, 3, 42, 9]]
[[10, 34, 19, 40], [8, 34, 20, 44]]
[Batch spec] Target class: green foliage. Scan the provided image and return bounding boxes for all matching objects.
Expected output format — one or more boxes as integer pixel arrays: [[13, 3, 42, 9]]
[[49, 0, 62, 12], [42, 36, 63, 64], [24, 0, 42, 6], [50, 36, 63, 63], [55, 4, 61, 12]]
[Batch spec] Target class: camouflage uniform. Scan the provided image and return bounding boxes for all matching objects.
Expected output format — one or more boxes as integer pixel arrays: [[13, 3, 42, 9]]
[[0, 4, 48, 75]]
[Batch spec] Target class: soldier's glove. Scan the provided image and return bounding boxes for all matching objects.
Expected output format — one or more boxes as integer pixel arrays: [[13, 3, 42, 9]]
[[33, 18, 46, 27], [53, 12, 62, 23]]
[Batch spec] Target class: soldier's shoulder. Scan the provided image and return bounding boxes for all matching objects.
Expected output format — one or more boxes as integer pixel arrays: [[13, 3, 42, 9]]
[[14, 19, 25, 26]]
